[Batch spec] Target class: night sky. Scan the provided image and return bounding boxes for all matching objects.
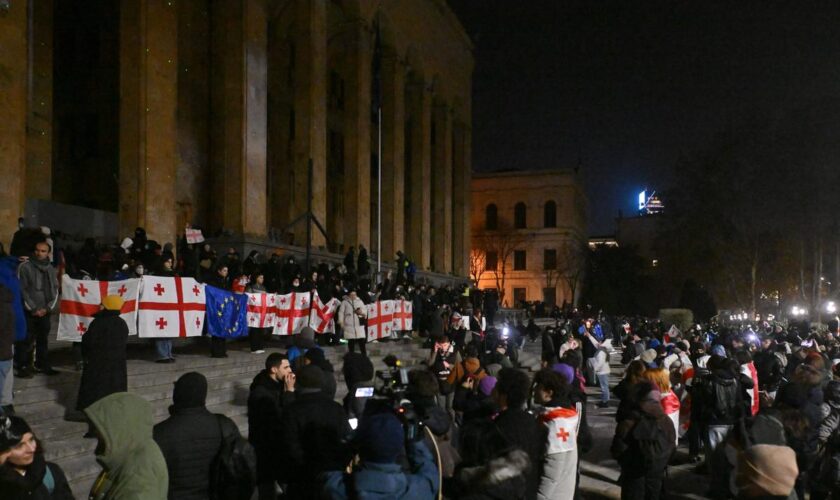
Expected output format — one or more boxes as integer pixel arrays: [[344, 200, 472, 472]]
[[448, 1, 840, 234]]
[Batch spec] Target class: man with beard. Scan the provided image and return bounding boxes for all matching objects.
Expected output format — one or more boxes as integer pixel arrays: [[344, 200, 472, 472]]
[[16, 242, 59, 377]]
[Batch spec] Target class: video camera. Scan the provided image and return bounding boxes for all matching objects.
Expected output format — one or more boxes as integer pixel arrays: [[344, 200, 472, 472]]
[[353, 355, 423, 441]]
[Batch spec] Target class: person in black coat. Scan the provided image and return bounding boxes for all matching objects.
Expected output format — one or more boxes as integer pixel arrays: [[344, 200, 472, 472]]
[[153, 372, 241, 500], [341, 351, 374, 418], [0, 415, 74, 500], [75, 296, 128, 412], [247, 353, 295, 500], [303, 348, 336, 400], [279, 365, 351, 499]]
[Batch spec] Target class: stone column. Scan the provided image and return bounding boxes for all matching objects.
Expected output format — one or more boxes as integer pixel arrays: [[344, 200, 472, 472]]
[[119, 0, 178, 244], [432, 102, 453, 273], [26, 0, 54, 201], [209, 0, 268, 237], [406, 80, 432, 270], [452, 121, 471, 277], [380, 53, 405, 260], [292, 0, 327, 246], [0, 0, 28, 245], [342, 20, 371, 250]]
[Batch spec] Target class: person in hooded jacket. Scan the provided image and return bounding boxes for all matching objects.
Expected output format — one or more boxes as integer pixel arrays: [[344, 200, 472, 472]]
[[85, 392, 168, 500], [247, 353, 295, 500], [153, 372, 242, 500], [0, 415, 74, 500], [406, 369, 459, 478], [342, 351, 374, 419], [76, 296, 129, 414], [692, 354, 745, 470], [322, 411, 438, 500], [611, 382, 676, 500], [303, 348, 337, 399]]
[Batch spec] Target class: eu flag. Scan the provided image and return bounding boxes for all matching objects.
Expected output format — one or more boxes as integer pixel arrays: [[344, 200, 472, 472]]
[[205, 285, 248, 338]]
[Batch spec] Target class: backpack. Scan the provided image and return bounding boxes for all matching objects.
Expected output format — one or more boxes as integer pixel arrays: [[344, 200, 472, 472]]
[[209, 415, 257, 500], [630, 414, 673, 470], [709, 379, 741, 422]]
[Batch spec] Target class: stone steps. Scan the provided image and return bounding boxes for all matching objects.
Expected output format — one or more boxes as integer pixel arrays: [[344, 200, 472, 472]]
[[12, 339, 429, 499]]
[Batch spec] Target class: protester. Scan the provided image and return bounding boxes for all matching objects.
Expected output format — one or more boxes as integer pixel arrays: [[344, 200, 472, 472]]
[[16, 241, 59, 377], [303, 348, 337, 399], [533, 368, 581, 499], [492, 368, 541, 499], [245, 272, 268, 354], [341, 351, 374, 419], [153, 257, 177, 363], [338, 289, 367, 355], [84, 392, 168, 499], [0, 283, 15, 416], [0, 415, 74, 499], [153, 372, 243, 500]]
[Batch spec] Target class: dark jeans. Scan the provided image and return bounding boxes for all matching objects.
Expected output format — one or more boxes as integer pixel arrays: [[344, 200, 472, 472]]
[[15, 313, 51, 370], [347, 338, 366, 355]]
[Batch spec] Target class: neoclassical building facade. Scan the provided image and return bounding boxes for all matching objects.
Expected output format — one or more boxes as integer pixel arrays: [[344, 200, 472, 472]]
[[471, 170, 588, 307], [0, 0, 473, 276]]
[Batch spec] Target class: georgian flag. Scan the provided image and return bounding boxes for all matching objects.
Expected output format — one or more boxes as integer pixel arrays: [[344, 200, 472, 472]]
[[392, 299, 413, 332], [366, 300, 394, 341], [540, 403, 581, 454], [309, 291, 339, 334], [273, 291, 310, 336], [138, 276, 206, 338], [741, 361, 760, 416], [57, 275, 140, 341], [246, 293, 276, 328], [661, 390, 681, 444]]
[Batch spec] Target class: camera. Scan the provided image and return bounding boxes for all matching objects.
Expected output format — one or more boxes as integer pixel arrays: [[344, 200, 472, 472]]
[[374, 355, 410, 399], [354, 355, 423, 441]]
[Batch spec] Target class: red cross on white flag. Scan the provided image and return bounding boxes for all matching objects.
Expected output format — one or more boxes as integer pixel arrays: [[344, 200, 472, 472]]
[[309, 291, 340, 334], [138, 276, 205, 338], [273, 291, 310, 336], [57, 275, 141, 341], [366, 300, 395, 342], [391, 299, 413, 332], [540, 405, 580, 454], [246, 292, 277, 328]]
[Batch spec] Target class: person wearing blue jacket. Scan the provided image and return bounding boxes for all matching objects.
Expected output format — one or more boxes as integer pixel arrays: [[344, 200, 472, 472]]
[[322, 411, 439, 500]]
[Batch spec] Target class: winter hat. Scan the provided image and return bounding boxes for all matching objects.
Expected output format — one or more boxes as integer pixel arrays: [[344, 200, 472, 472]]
[[0, 416, 32, 453], [101, 295, 124, 311], [356, 412, 404, 463], [464, 357, 481, 374], [304, 347, 326, 366], [296, 327, 316, 349], [640, 349, 658, 365], [551, 363, 575, 385], [711, 345, 727, 357], [478, 376, 497, 397], [296, 365, 324, 391], [736, 444, 798, 497], [172, 372, 208, 409]]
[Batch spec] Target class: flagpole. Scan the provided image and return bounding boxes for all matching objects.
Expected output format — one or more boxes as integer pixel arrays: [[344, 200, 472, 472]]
[[377, 105, 382, 283]]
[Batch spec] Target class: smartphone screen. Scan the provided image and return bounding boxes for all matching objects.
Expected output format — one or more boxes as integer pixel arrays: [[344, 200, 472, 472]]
[[355, 387, 374, 398], [348, 418, 358, 430]]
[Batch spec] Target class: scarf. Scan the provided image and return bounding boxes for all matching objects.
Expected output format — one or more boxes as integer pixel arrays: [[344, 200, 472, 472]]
[[30, 257, 57, 305]]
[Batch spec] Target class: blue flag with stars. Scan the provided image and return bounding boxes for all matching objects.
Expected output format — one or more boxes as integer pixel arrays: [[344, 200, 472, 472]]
[[205, 285, 248, 338]]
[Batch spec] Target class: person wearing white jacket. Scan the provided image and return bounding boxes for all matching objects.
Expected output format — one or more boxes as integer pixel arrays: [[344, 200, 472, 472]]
[[592, 343, 612, 408], [338, 290, 367, 355]]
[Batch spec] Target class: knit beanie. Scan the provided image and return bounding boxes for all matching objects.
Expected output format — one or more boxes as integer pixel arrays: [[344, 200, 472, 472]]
[[356, 412, 404, 463], [0, 416, 32, 453], [172, 372, 208, 409], [736, 444, 798, 497], [297, 327, 316, 349], [101, 295, 124, 311], [296, 365, 324, 391], [551, 363, 575, 385]]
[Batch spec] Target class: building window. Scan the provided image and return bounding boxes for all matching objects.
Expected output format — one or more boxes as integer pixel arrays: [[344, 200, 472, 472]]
[[514, 250, 526, 270], [485, 204, 498, 230], [544, 249, 557, 270], [513, 287, 527, 305], [514, 202, 526, 229], [485, 251, 498, 271], [544, 200, 557, 228]]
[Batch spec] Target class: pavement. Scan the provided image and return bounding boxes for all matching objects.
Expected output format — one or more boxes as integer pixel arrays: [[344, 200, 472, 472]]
[[524, 321, 711, 499]]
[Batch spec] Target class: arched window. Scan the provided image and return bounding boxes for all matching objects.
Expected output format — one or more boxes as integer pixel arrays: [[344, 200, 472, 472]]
[[514, 202, 527, 229], [544, 200, 557, 228], [485, 203, 498, 230]]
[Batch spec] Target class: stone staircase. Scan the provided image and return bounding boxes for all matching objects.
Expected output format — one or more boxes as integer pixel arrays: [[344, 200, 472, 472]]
[[12, 337, 430, 499]]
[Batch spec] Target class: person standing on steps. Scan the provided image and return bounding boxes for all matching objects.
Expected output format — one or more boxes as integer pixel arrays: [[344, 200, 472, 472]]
[[207, 264, 230, 358], [16, 241, 59, 377], [338, 289, 367, 355], [153, 256, 177, 364]]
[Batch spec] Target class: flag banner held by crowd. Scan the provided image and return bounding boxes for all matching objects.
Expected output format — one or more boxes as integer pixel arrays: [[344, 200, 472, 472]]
[[309, 291, 339, 334], [540, 404, 581, 454], [246, 293, 276, 328], [58, 276, 140, 341], [661, 390, 681, 445], [206, 286, 248, 338], [366, 300, 394, 341], [138, 276, 206, 338], [392, 299, 413, 331], [185, 227, 204, 244], [273, 291, 310, 336]]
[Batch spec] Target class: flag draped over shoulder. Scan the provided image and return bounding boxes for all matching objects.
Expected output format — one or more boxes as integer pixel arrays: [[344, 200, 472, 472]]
[[138, 276, 206, 338], [309, 291, 339, 334], [205, 286, 249, 339], [58, 275, 140, 341]]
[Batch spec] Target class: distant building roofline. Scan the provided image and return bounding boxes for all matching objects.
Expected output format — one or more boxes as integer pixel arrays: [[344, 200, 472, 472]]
[[472, 168, 579, 179]]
